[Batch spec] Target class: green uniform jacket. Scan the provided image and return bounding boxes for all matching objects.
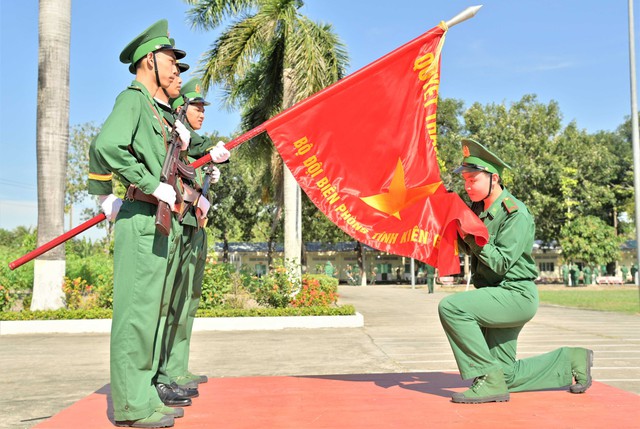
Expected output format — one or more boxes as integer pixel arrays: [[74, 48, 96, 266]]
[[93, 81, 167, 194], [183, 121, 214, 227], [458, 188, 538, 288]]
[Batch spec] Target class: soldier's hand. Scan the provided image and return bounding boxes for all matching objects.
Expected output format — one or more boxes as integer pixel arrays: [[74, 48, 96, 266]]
[[99, 194, 123, 222], [210, 166, 221, 183], [196, 195, 211, 219], [174, 119, 191, 150], [152, 182, 177, 207], [209, 141, 230, 163]]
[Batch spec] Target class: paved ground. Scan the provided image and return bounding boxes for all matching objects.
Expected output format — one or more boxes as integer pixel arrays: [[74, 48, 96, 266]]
[[1, 284, 639, 428]]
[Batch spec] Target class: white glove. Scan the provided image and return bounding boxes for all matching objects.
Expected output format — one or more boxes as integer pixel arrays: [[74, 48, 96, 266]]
[[98, 194, 123, 222], [210, 166, 221, 183], [152, 182, 177, 207], [209, 141, 230, 163], [174, 119, 191, 150], [196, 195, 211, 219]]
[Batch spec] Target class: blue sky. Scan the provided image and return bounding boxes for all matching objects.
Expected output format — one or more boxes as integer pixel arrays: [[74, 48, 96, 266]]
[[0, 0, 638, 240]]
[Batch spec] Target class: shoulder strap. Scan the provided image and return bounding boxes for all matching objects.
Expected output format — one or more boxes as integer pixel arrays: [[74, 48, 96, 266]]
[[502, 197, 519, 214]]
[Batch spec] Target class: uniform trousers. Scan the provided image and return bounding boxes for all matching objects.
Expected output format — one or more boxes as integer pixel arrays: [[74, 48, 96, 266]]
[[157, 225, 206, 383], [438, 281, 577, 391], [110, 201, 181, 421]]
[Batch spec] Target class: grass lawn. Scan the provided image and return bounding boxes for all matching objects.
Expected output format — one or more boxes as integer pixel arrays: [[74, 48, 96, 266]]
[[536, 284, 640, 315]]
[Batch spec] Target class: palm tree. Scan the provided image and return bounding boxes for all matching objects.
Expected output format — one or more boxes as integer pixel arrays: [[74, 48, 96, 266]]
[[31, 0, 71, 310], [185, 0, 348, 276]]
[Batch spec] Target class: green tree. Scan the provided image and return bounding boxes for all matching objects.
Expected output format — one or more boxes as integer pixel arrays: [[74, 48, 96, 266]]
[[605, 118, 636, 238], [66, 122, 100, 229], [208, 151, 262, 261], [185, 0, 349, 274], [435, 97, 466, 192], [559, 216, 622, 267], [463, 94, 565, 243], [301, 193, 349, 244]]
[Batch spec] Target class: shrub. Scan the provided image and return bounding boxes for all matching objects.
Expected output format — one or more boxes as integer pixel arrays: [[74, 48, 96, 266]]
[[305, 273, 339, 290], [291, 274, 339, 307], [65, 253, 114, 309], [200, 261, 235, 309], [62, 276, 99, 310], [0, 284, 15, 312], [0, 247, 35, 293], [94, 273, 114, 309], [0, 304, 357, 321], [66, 253, 113, 287], [253, 263, 299, 308]]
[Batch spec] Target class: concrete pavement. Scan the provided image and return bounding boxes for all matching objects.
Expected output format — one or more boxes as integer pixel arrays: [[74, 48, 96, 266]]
[[0, 284, 639, 428]]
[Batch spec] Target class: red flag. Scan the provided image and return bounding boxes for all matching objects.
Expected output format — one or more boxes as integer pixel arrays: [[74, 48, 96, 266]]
[[263, 23, 487, 275]]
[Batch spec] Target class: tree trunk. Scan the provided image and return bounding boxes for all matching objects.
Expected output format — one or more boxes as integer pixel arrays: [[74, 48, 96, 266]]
[[222, 230, 229, 263], [267, 205, 282, 272], [282, 68, 302, 280], [355, 242, 367, 286], [32, 0, 71, 310]]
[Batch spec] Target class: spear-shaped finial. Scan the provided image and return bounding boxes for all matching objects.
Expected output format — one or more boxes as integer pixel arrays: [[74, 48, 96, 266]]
[[445, 5, 483, 28]]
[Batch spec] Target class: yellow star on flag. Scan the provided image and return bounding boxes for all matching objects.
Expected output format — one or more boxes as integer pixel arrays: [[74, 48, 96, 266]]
[[360, 159, 442, 220]]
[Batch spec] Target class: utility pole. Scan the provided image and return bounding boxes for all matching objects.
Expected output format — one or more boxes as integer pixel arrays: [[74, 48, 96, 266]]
[[628, 0, 640, 294]]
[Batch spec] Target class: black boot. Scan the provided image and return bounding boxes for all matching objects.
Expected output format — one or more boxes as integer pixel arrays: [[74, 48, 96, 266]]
[[168, 381, 199, 398], [155, 383, 192, 407], [570, 348, 594, 393]]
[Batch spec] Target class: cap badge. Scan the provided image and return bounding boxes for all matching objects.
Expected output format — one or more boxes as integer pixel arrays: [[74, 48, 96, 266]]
[[462, 145, 470, 157]]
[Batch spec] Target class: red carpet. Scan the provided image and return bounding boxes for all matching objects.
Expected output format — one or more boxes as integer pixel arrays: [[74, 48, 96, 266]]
[[35, 373, 640, 429]]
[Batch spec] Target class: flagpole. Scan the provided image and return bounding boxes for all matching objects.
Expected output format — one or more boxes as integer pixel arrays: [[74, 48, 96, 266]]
[[445, 5, 483, 28], [628, 0, 640, 298]]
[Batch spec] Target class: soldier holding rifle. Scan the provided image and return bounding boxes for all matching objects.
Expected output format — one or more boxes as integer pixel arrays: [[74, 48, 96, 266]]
[[90, 19, 189, 428], [159, 78, 229, 391]]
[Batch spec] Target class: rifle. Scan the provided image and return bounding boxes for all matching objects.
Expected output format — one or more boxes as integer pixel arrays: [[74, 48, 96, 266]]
[[9, 121, 267, 270], [155, 99, 195, 236]]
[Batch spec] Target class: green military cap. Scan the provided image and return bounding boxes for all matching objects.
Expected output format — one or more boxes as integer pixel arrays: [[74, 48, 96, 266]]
[[120, 19, 186, 74], [453, 138, 511, 177], [169, 38, 190, 73], [171, 77, 210, 110]]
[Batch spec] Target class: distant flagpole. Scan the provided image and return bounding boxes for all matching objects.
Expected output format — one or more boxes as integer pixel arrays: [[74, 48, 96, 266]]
[[628, 0, 640, 296]]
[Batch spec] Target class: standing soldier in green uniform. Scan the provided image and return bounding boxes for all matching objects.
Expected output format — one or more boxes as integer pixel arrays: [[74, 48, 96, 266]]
[[561, 263, 569, 287], [583, 265, 592, 286], [621, 264, 629, 284], [91, 20, 191, 428], [158, 78, 230, 391], [425, 264, 436, 294], [570, 264, 579, 287], [324, 261, 335, 278], [89, 62, 195, 421], [148, 61, 207, 406], [631, 263, 638, 285], [438, 139, 593, 404]]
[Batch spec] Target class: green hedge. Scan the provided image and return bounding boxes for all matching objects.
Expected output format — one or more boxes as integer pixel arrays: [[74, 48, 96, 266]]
[[0, 304, 356, 321]]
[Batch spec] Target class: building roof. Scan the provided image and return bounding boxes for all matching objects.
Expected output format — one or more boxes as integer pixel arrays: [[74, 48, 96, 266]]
[[212, 241, 376, 253]]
